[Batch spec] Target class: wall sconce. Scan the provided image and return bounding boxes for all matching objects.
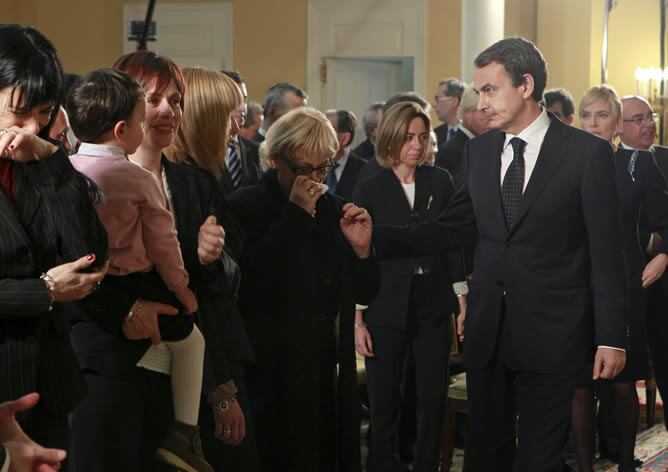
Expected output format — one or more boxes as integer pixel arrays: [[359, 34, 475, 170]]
[[635, 66, 666, 144]]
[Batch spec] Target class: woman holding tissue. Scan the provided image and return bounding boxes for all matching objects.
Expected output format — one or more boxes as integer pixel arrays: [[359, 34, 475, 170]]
[[228, 107, 379, 472], [352, 101, 467, 472]]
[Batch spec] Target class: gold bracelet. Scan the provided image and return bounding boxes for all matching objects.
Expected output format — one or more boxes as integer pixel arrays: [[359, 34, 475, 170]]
[[40, 273, 56, 311], [125, 300, 142, 322]]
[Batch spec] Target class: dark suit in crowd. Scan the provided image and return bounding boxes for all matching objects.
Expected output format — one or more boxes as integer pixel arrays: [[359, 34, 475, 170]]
[[228, 169, 379, 472], [433, 123, 451, 150], [645, 144, 668, 429], [435, 128, 469, 184], [68, 158, 258, 471], [373, 114, 628, 471], [352, 137, 375, 161], [0, 148, 107, 453], [354, 165, 465, 472], [331, 151, 365, 202], [219, 136, 262, 197]]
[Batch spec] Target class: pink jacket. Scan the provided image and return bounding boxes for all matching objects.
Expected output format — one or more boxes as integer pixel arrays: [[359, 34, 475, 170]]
[[70, 143, 188, 291]]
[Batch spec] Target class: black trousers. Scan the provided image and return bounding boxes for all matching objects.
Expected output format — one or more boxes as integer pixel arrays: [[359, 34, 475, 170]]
[[68, 369, 174, 472], [467, 304, 577, 472], [365, 277, 451, 472], [198, 368, 262, 471]]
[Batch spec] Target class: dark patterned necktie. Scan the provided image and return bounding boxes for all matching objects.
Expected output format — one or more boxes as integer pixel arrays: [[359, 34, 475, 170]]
[[227, 142, 241, 189], [501, 137, 526, 228]]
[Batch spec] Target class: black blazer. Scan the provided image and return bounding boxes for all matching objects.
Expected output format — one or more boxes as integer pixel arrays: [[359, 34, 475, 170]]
[[219, 136, 262, 197], [356, 157, 383, 188], [353, 166, 465, 329], [352, 137, 374, 161], [0, 148, 107, 416], [434, 123, 451, 150], [435, 128, 469, 183], [334, 151, 365, 202], [374, 115, 628, 373], [69, 158, 254, 390]]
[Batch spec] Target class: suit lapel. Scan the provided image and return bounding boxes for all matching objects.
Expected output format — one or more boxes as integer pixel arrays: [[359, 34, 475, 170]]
[[10, 165, 39, 245], [508, 119, 568, 237], [0, 189, 31, 247], [483, 132, 507, 232], [413, 166, 432, 213]]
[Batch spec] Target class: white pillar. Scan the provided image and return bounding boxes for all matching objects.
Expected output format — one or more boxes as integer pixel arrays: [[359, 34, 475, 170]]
[[461, 0, 505, 82]]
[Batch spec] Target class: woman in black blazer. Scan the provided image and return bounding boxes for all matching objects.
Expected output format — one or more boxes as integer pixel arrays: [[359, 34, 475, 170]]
[[0, 25, 108, 462], [352, 102, 467, 472], [573, 85, 668, 472]]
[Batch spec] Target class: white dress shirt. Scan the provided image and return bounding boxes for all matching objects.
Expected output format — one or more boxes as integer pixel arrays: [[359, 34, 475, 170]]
[[500, 109, 551, 190]]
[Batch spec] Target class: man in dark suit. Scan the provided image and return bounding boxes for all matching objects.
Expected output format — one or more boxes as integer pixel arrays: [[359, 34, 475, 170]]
[[435, 83, 492, 183], [221, 71, 263, 196], [325, 109, 365, 201], [432, 78, 465, 150], [253, 83, 308, 143], [619, 96, 668, 431], [352, 102, 384, 161], [542, 88, 575, 126], [373, 37, 628, 472]]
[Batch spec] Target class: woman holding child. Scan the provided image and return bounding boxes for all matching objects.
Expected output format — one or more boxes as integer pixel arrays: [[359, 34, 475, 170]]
[[67, 53, 256, 472]]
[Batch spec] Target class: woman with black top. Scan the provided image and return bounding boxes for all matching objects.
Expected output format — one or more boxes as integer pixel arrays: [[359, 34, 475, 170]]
[[228, 107, 379, 471], [0, 24, 108, 467], [572, 84, 668, 472], [352, 102, 467, 472]]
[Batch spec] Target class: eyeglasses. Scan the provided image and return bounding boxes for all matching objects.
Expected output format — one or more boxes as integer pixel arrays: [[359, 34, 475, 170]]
[[623, 112, 659, 126], [279, 154, 336, 176], [434, 95, 454, 103]]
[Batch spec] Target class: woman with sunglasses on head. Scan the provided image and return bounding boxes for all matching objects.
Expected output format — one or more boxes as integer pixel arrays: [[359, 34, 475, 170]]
[[227, 107, 379, 471], [0, 24, 108, 471], [570, 84, 668, 472], [352, 102, 467, 472], [67, 53, 246, 472]]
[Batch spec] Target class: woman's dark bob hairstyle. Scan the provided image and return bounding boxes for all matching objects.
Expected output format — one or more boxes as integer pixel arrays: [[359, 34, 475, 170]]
[[0, 24, 64, 115]]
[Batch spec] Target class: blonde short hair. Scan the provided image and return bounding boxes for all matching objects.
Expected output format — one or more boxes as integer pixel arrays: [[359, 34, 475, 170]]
[[375, 102, 430, 168], [260, 107, 338, 166], [457, 84, 477, 120], [579, 84, 622, 121], [166, 67, 242, 177]]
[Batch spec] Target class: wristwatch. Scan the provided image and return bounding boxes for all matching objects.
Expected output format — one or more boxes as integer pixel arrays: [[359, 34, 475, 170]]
[[214, 395, 237, 413], [208, 381, 238, 413]]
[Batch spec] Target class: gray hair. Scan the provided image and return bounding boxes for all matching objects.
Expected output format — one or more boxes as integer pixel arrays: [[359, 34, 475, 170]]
[[243, 100, 263, 129], [457, 84, 478, 120], [362, 102, 384, 137], [262, 82, 309, 120], [438, 78, 465, 100]]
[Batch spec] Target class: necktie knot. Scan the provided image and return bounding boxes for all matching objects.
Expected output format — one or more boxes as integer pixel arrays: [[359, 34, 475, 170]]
[[509, 137, 526, 157]]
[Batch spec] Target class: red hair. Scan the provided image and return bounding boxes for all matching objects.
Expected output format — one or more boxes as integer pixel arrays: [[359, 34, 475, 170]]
[[112, 51, 185, 107]]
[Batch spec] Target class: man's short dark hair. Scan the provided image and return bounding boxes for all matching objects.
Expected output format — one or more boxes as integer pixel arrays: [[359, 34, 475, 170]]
[[222, 70, 245, 86], [543, 88, 575, 118], [66, 68, 144, 143], [438, 78, 466, 100], [474, 37, 547, 103], [385, 92, 431, 114], [263, 82, 309, 114], [333, 110, 358, 145]]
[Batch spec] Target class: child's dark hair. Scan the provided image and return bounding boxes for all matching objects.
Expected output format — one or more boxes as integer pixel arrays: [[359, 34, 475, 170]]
[[66, 68, 144, 143]]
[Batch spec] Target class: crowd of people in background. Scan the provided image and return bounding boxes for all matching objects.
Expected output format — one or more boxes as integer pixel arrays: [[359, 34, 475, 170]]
[[1, 22, 668, 472]]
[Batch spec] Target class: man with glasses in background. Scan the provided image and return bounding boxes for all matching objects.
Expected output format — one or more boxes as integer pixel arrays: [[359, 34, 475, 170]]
[[619, 95, 668, 435], [432, 78, 465, 150]]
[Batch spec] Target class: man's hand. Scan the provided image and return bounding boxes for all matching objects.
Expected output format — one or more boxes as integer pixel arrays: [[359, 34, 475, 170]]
[[198, 216, 225, 265], [46, 255, 108, 302], [642, 253, 668, 288], [213, 401, 246, 446], [593, 347, 626, 380], [0, 393, 66, 472], [340, 203, 372, 258], [456, 297, 467, 342], [0, 127, 57, 162]]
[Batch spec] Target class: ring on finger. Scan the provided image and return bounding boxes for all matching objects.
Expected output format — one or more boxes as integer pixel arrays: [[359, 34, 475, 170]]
[[0, 129, 7, 136]]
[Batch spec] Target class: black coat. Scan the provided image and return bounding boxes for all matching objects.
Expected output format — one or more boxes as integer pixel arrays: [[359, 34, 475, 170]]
[[435, 128, 469, 183], [352, 137, 374, 161], [228, 170, 380, 471], [433, 123, 451, 150], [374, 115, 628, 373], [219, 136, 262, 197], [334, 151, 365, 202], [353, 166, 465, 329], [0, 148, 107, 417]]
